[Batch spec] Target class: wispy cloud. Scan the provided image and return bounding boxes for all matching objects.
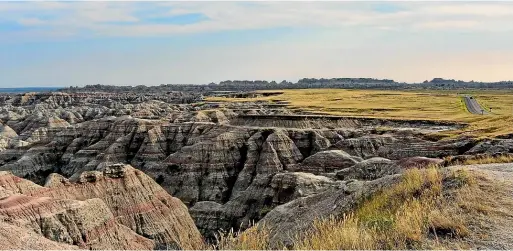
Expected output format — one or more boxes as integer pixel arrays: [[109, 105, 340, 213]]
[[2, 1, 513, 41]]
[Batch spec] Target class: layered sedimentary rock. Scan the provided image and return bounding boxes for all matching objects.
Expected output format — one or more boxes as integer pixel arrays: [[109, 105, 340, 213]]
[[333, 134, 477, 159], [1, 91, 507, 244], [260, 175, 401, 247], [466, 139, 513, 154], [298, 150, 362, 174], [0, 123, 17, 138], [0, 195, 154, 249], [153, 128, 250, 205], [0, 110, 481, 239], [187, 129, 308, 237], [269, 172, 338, 204], [0, 221, 79, 250], [332, 134, 396, 158], [336, 157, 397, 180], [0, 164, 204, 250], [0, 122, 23, 152]]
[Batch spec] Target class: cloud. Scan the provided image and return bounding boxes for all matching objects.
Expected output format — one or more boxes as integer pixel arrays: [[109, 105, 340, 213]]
[[1, 1, 513, 41], [413, 20, 480, 30], [17, 17, 46, 26], [423, 3, 513, 17]]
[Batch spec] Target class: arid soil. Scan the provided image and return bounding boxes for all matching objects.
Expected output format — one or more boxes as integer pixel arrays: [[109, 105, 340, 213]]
[[448, 163, 513, 249]]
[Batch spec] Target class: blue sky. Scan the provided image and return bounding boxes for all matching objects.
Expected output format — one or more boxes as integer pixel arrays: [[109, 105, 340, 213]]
[[2, 1, 513, 87]]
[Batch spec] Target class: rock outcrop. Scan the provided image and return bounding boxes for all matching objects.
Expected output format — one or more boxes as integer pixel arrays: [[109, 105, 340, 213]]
[[0, 122, 19, 152], [466, 139, 513, 155], [395, 156, 444, 169], [336, 157, 397, 180], [0, 220, 79, 250], [270, 172, 338, 204], [298, 150, 361, 174], [333, 134, 477, 159], [0, 163, 204, 250], [260, 175, 401, 247], [0, 195, 154, 249]]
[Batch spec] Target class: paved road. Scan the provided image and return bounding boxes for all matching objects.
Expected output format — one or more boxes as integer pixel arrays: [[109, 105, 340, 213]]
[[463, 96, 489, 115]]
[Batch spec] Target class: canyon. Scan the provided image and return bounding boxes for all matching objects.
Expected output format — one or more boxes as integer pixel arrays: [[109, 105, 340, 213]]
[[1, 90, 512, 249]]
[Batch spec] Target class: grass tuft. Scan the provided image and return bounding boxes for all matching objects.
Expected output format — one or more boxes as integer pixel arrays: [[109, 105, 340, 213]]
[[428, 209, 469, 238], [461, 154, 513, 165], [445, 154, 513, 166], [213, 223, 271, 250], [295, 215, 378, 250]]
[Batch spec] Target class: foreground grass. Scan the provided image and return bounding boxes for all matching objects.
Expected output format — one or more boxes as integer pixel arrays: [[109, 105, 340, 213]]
[[206, 89, 513, 138], [214, 224, 271, 250], [217, 167, 492, 250]]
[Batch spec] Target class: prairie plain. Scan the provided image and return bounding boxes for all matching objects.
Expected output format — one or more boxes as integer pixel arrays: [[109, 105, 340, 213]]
[[207, 89, 513, 138]]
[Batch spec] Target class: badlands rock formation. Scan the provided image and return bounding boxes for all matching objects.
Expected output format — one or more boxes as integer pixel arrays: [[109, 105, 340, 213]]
[[0, 163, 203, 249], [260, 174, 401, 247], [0, 90, 511, 248]]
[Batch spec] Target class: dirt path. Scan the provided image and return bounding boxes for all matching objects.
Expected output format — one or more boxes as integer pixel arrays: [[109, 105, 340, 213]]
[[450, 163, 513, 249], [463, 96, 489, 115]]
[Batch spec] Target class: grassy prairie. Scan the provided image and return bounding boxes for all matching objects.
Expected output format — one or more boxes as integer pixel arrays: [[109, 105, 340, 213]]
[[206, 89, 513, 138]]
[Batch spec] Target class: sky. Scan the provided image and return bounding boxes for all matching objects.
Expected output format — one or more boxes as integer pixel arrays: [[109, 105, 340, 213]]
[[2, 1, 513, 87]]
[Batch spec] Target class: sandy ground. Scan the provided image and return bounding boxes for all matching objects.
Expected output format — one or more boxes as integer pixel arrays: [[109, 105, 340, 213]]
[[449, 163, 513, 249]]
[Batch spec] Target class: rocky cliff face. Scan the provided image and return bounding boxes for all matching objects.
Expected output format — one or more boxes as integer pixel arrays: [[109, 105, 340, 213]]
[[0, 194, 155, 250], [0, 220, 80, 250], [260, 175, 401, 247], [0, 163, 203, 249]]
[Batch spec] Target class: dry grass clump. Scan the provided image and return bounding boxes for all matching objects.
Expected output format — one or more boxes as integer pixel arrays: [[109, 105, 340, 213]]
[[295, 215, 378, 250], [445, 154, 513, 166], [428, 209, 470, 238], [213, 224, 271, 250], [461, 154, 513, 165], [217, 167, 489, 250]]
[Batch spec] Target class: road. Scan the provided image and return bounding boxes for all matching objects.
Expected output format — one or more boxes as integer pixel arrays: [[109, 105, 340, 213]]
[[463, 96, 489, 115]]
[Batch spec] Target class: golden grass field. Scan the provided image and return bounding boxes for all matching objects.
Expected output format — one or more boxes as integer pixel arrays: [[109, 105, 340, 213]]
[[206, 89, 513, 138]]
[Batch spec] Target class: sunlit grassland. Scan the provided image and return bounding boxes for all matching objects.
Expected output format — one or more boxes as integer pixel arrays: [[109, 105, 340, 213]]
[[205, 89, 513, 138]]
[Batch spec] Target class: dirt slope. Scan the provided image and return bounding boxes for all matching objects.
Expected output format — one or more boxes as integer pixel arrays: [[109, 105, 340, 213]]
[[449, 163, 513, 249]]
